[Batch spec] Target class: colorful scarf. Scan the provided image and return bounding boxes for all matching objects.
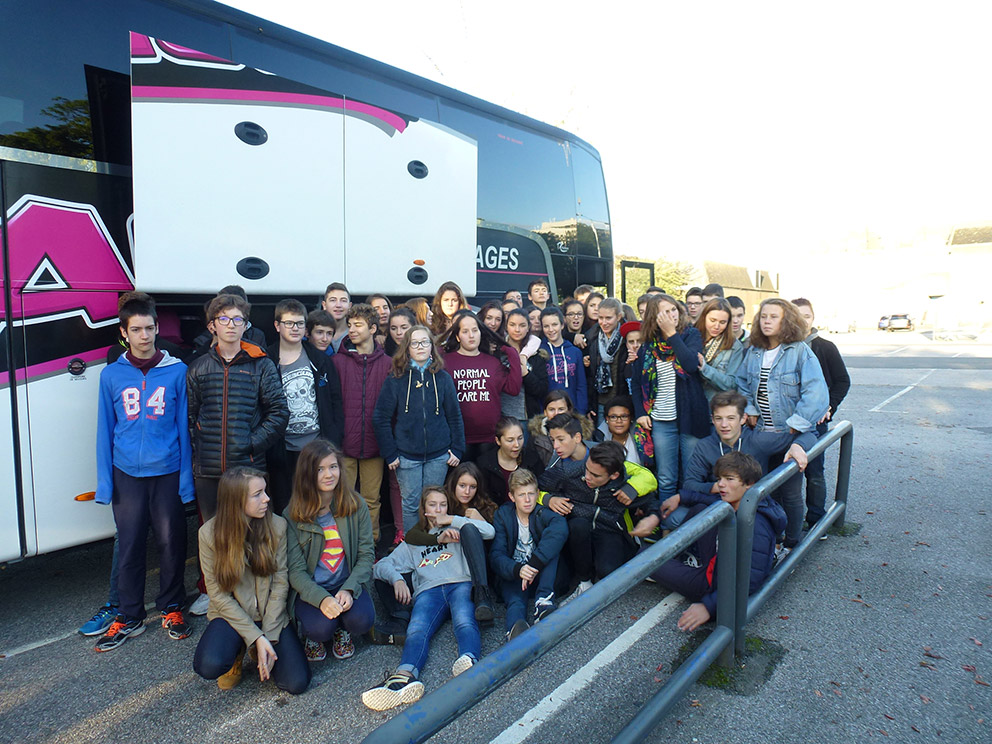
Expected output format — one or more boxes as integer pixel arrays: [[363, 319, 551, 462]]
[[639, 337, 687, 415]]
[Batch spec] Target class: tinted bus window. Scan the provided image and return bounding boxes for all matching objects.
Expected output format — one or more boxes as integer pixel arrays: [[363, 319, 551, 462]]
[[438, 100, 576, 231], [572, 143, 610, 224]]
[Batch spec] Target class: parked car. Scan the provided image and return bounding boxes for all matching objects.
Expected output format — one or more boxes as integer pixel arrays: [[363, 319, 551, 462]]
[[878, 315, 890, 330], [887, 314, 914, 331]]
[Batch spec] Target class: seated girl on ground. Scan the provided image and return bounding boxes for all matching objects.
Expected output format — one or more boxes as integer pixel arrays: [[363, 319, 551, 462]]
[[193, 467, 309, 694], [362, 486, 494, 711], [285, 439, 375, 663]]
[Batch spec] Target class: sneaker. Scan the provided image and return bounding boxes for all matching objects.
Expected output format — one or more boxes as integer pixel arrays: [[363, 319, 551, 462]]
[[506, 619, 529, 642], [472, 585, 495, 625], [682, 552, 700, 568], [533, 593, 555, 623], [368, 622, 407, 646], [362, 673, 424, 711], [818, 532, 829, 541], [94, 616, 144, 652], [774, 545, 792, 564], [217, 650, 245, 690], [332, 629, 355, 660], [79, 604, 118, 636], [189, 593, 210, 616], [562, 580, 593, 605], [304, 637, 327, 662], [161, 606, 191, 640], [452, 653, 476, 676]]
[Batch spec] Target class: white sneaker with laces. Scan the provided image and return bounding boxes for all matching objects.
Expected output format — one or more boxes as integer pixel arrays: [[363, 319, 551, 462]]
[[189, 593, 210, 616], [452, 653, 476, 676]]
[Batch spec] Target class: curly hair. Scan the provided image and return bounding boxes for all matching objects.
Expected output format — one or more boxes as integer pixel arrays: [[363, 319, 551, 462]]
[[748, 298, 807, 348]]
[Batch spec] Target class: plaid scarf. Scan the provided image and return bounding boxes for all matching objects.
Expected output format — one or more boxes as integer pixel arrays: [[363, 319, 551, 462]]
[[639, 337, 687, 415]]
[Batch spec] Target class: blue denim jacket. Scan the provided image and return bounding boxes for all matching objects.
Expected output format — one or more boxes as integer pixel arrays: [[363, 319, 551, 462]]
[[699, 338, 745, 401], [735, 341, 829, 433]]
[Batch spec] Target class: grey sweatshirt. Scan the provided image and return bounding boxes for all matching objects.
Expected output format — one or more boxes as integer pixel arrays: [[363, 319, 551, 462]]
[[373, 516, 495, 598]]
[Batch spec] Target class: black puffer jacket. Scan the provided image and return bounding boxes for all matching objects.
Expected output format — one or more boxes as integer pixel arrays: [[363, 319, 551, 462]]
[[187, 342, 288, 477]]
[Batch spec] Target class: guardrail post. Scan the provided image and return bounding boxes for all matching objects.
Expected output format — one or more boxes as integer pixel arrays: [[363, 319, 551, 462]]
[[715, 509, 737, 668], [833, 425, 854, 529], [733, 480, 763, 657]]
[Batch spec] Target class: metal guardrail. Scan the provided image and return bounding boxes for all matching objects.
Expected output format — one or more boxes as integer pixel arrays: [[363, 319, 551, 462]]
[[733, 420, 853, 654], [361, 500, 738, 744]]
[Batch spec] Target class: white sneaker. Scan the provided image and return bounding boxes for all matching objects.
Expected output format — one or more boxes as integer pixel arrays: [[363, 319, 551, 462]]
[[562, 580, 593, 605], [189, 593, 210, 616], [774, 545, 792, 564], [452, 653, 476, 676]]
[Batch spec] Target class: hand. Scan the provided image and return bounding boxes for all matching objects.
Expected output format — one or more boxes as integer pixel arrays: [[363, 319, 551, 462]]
[[388, 458, 400, 471], [393, 579, 412, 605], [255, 636, 278, 681], [547, 496, 573, 516], [614, 488, 633, 506], [658, 315, 677, 339], [660, 494, 681, 519], [574, 333, 586, 349], [636, 415, 652, 430], [784, 443, 808, 472], [583, 356, 591, 367], [629, 513, 660, 538], [677, 602, 711, 632], [439, 527, 460, 543], [519, 564, 539, 590], [746, 415, 758, 429], [520, 357, 529, 377], [334, 589, 354, 613], [697, 352, 706, 369], [819, 407, 832, 424], [447, 450, 460, 467], [319, 595, 343, 619], [433, 513, 453, 526]]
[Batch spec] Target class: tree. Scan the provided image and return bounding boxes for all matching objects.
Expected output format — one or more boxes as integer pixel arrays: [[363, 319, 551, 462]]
[[0, 97, 92, 159]]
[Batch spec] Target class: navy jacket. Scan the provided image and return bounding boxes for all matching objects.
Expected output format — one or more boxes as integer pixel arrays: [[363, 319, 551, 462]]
[[490, 502, 568, 580], [372, 363, 465, 463], [631, 328, 711, 438]]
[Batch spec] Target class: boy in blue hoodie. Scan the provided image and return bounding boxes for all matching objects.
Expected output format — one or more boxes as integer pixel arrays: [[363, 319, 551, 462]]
[[651, 451, 786, 632], [539, 308, 587, 414], [93, 296, 194, 651]]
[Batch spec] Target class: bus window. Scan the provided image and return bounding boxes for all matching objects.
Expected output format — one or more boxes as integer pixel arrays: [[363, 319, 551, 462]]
[[438, 100, 576, 232]]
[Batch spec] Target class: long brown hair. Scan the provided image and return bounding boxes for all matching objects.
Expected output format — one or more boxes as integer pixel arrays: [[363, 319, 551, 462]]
[[213, 467, 279, 593], [287, 439, 360, 523], [390, 324, 445, 377], [403, 297, 432, 328], [695, 298, 736, 352], [430, 281, 469, 336], [748, 298, 807, 349], [445, 462, 495, 522], [416, 485, 450, 532], [641, 294, 689, 345]]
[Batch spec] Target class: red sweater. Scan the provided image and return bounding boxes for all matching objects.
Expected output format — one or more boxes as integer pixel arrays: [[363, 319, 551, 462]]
[[444, 347, 522, 443]]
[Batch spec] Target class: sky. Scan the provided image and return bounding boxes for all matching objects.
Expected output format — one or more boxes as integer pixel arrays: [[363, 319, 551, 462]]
[[219, 1, 992, 286]]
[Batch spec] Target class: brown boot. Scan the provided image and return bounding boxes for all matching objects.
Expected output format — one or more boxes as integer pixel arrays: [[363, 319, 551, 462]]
[[217, 649, 245, 690]]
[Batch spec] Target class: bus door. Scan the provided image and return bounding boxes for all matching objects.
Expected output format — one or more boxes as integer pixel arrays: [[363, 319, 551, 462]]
[[1, 156, 131, 557]]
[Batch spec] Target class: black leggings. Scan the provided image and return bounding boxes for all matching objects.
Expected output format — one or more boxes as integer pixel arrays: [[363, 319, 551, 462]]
[[193, 619, 311, 695]]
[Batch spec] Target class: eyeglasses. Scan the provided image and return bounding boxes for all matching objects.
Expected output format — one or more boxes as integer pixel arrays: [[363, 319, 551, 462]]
[[409, 339, 432, 349], [686, 301, 703, 308], [214, 316, 246, 327], [278, 320, 306, 329], [607, 414, 630, 421], [565, 312, 584, 318]]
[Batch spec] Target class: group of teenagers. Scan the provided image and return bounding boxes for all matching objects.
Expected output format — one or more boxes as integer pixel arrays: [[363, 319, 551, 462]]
[[86, 275, 850, 710]]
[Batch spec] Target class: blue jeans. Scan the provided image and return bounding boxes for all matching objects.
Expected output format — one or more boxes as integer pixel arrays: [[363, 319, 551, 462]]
[[398, 581, 479, 678], [501, 554, 559, 631], [396, 454, 450, 531], [294, 591, 375, 641], [804, 422, 828, 525], [769, 451, 804, 547], [194, 619, 310, 694]]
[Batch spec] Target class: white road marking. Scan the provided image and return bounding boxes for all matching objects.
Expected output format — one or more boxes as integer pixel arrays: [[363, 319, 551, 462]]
[[869, 369, 936, 412], [883, 345, 909, 356], [491, 592, 683, 744], [952, 351, 966, 358], [0, 630, 79, 659]]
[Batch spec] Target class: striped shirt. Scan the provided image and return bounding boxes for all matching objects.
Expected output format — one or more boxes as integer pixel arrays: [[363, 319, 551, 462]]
[[651, 359, 678, 421], [756, 347, 781, 430]]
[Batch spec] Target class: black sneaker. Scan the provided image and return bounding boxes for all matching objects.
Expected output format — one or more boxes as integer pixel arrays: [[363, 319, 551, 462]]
[[473, 585, 495, 625], [94, 616, 144, 652], [368, 621, 407, 646], [161, 606, 191, 640], [506, 619, 530, 642], [533, 592, 555, 623], [361, 673, 424, 711]]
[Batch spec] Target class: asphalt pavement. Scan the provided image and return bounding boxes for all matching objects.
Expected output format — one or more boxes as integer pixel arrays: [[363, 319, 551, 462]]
[[1, 332, 989, 743]]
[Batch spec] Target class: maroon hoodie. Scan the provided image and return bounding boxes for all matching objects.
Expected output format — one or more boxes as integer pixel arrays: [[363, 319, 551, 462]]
[[332, 340, 392, 459]]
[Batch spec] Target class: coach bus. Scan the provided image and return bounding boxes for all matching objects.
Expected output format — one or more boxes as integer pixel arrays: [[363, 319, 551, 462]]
[[0, 0, 613, 561]]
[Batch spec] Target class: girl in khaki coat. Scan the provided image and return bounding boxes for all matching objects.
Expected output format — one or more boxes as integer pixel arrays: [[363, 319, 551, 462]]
[[193, 467, 310, 693]]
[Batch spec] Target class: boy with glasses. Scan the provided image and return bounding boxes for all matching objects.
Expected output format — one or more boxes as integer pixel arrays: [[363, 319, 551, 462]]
[[684, 287, 704, 322], [186, 293, 288, 615], [267, 299, 344, 514]]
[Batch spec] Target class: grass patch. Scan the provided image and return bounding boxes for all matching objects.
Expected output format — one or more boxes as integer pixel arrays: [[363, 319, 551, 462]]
[[669, 634, 786, 695], [828, 520, 860, 537]]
